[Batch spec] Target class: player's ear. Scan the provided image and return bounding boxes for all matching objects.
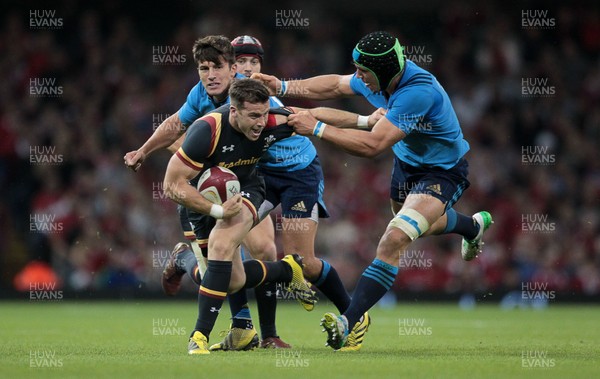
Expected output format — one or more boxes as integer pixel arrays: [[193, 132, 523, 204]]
[[230, 62, 237, 77]]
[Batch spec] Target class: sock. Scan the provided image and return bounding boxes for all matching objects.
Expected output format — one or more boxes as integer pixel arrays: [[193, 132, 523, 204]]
[[174, 248, 202, 285], [242, 260, 292, 288], [228, 291, 254, 329], [313, 259, 351, 313], [344, 259, 398, 327], [442, 208, 479, 240], [255, 282, 278, 339], [194, 260, 232, 339]]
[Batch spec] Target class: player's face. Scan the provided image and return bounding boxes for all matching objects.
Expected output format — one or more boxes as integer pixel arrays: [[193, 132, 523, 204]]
[[235, 56, 261, 77], [354, 65, 380, 92], [231, 101, 270, 141], [198, 57, 237, 99]]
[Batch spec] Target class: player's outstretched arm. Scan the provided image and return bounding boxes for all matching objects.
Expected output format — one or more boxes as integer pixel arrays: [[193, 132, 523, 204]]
[[288, 110, 404, 158], [163, 155, 242, 219], [309, 107, 386, 129], [252, 73, 355, 100], [124, 112, 186, 171]]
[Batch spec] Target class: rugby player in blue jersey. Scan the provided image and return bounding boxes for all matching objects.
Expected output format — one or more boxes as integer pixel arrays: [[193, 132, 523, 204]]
[[254, 31, 493, 350]]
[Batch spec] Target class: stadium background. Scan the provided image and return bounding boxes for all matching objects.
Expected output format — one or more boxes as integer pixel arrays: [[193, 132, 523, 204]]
[[0, 0, 599, 304]]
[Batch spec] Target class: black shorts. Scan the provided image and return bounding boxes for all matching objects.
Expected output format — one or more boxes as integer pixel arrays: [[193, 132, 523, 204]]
[[390, 156, 470, 212], [179, 175, 266, 252], [258, 156, 329, 220]]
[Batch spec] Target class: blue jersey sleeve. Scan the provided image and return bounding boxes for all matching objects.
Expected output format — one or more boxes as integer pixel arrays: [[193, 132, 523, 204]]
[[386, 88, 434, 135], [349, 74, 371, 97]]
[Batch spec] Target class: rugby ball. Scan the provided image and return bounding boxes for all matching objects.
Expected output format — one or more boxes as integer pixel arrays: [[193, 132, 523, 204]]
[[197, 166, 240, 205]]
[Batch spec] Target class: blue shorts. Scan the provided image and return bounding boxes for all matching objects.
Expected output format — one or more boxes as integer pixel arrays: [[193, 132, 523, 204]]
[[258, 156, 329, 220], [390, 156, 470, 212]]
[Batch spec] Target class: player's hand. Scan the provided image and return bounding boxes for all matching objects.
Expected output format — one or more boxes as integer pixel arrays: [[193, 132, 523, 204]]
[[288, 111, 320, 137], [124, 150, 146, 172], [222, 194, 243, 219], [368, 108, 387, 128], [250, 73, 279, 96]]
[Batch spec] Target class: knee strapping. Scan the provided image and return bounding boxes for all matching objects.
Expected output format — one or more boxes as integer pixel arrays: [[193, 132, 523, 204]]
[[387, 208, 430, 241]]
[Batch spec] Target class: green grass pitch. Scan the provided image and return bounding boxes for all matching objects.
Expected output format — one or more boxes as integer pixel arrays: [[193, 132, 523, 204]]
[[0, 300, 598, 378]]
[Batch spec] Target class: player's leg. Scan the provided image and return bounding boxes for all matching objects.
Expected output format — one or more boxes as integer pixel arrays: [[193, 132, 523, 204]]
[[190, 205, 254, 354], [241, 215, 290, 347], [162, 205, 202, 295], [275, 157, 352, 313], [322, 192, 445, 350], [390, 158, 492, 260]]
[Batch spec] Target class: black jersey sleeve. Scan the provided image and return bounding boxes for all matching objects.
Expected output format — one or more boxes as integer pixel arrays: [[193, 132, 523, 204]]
[[176, 113, 222, 170]]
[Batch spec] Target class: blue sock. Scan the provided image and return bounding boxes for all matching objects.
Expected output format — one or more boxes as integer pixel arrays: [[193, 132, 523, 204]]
[[229, 290, 253, 329], [344, 259, 398, 327], [314, 260, 351, 313], [442, 208, 479, 240]]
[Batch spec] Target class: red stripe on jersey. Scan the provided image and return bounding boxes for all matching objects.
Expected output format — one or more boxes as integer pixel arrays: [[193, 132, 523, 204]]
[[200, 113, 222, 157], [176, 149, 203, 171]]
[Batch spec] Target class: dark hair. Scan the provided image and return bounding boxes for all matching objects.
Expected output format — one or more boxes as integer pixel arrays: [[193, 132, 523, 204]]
[[229, 79, 270, 109], [192, 35, 235, 66]]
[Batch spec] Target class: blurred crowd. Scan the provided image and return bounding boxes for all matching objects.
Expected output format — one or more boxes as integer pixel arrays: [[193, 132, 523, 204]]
[[1, 1, 599, 299]]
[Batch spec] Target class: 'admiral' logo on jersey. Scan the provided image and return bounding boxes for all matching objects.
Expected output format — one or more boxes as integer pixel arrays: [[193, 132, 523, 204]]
[[222, 144, 235, 152], [219, 156, 260, 169]]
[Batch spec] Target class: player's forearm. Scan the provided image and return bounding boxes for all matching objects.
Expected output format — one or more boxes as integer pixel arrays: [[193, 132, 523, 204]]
[[139, 113, 186, 156], [284, 75, 346, 100], [320, 127, 383, 158], [310, 107, 364, 128], [167, 133, 185, 154], [163, 176, 213, 215]]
